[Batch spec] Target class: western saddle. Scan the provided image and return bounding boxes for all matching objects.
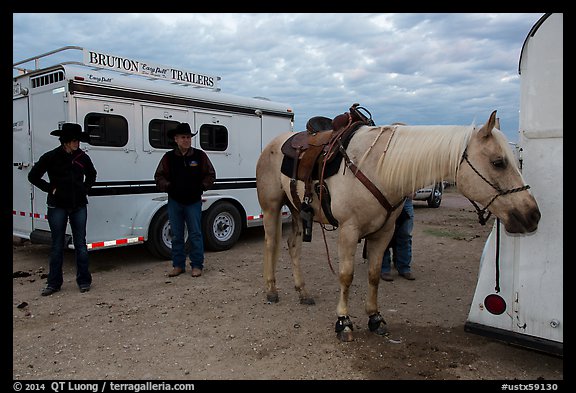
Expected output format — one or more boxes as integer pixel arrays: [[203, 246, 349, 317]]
[[280, 103, 375, 240]]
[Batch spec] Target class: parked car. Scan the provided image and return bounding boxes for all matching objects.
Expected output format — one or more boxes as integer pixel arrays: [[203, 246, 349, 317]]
[[413, 182, 444, 208]]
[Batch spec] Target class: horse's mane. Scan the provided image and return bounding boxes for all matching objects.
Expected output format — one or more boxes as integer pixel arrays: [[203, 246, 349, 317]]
[[376, 124, 475, 197]]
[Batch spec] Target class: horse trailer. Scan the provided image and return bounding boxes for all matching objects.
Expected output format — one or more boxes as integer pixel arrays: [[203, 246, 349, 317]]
[[13, 46, 294, 259], [465, 13, 563, 356]]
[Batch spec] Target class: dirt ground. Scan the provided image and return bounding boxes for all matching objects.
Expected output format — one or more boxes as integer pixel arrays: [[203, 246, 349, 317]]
[[12, 188, 563, 381]]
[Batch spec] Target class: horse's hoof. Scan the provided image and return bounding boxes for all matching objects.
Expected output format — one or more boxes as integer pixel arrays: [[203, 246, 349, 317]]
[[337, 327, 354, 342], [335, 315, 353, 340], [266, 293, 279, 303], [299, 297, 315, 305], [368, 312, 387, 335]]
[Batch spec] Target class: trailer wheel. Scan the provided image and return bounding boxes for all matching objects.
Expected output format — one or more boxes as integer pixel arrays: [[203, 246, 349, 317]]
[[202, 201, 242, 251], [146, 207, 173, 260], [146, 207, 191, 260]]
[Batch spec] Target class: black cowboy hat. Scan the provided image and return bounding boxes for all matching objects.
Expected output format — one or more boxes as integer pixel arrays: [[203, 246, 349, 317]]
[[167, 122, 197, 139], [50, 123, 91, 143]]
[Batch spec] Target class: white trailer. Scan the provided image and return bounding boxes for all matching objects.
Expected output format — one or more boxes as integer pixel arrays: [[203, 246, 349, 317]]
[[465, 13, 563, 356], [13, 46, 293, 259]]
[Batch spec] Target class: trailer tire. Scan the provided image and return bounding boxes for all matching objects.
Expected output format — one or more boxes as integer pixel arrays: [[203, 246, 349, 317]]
[[146, 207, 192, 260], [146, 207, 173, 260], [202, 201, 242, 251]]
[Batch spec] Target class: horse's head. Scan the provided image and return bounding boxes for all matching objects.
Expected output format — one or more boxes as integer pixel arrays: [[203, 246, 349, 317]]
[[456, 111, 541, 233]]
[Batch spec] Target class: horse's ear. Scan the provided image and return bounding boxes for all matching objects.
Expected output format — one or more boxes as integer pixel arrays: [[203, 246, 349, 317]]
[[478, 110, 497, 138]]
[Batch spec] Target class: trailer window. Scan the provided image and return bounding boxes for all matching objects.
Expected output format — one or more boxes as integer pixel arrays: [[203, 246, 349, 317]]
[[149, 119, 179, 149], [199, 124, 228, 151], [84, 114, 128, 147]]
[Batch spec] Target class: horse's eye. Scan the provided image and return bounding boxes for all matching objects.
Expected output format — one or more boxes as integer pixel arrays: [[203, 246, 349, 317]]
[[492, 158, 505, 168]]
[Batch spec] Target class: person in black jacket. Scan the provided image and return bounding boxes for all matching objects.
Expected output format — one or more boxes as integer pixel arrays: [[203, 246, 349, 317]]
[[28, 123, 97, 296], [154, 122, 216, 278]]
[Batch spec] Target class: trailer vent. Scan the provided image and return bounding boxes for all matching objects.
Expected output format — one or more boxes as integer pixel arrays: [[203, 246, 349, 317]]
[[31, 71, 65, 89]]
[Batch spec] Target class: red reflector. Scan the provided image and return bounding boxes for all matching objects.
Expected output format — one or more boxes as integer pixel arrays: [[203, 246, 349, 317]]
[[484, 294, 506, 315]]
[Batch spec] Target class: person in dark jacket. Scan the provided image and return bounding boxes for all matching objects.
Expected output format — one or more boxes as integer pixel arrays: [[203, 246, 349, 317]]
[[154, 122, 216, 278], [28, 123, 97, 296]]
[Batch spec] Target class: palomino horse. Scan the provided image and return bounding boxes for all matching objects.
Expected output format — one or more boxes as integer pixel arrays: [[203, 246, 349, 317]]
[[255, 110, 540, 341]]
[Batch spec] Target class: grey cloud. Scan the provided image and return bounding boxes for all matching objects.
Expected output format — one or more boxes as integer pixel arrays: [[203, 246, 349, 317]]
[[13, 12, 546, 141]]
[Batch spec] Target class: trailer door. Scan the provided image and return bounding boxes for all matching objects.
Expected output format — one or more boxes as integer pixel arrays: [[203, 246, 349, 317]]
[[74, 97, 136, 244], [13, 95, 33, 238]]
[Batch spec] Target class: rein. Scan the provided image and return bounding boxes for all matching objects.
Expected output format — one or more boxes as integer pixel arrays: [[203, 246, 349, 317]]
[[460, 149, 531, 225]]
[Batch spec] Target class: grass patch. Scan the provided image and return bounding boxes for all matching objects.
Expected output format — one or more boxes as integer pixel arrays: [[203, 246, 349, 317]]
[[423, 228, 467, 240]]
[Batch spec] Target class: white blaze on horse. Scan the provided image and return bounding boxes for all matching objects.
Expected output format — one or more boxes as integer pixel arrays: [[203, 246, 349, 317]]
[[255, 108, 540, 341]]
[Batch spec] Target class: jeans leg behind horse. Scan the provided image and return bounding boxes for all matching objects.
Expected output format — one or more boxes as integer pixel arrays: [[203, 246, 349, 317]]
[[392, 199, 414, 274]]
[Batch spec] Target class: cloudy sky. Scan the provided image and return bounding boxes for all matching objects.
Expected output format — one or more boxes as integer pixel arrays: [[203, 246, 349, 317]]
[[13, 13, 546, 142]]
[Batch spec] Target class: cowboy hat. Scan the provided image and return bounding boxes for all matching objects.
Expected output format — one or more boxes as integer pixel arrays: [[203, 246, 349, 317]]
[[167, 122, 197, 139], [50, 123, 91, 143]]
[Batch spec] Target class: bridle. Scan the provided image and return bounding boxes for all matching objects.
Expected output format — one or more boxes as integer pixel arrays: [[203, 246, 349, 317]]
[[459, 148, 531, 225]]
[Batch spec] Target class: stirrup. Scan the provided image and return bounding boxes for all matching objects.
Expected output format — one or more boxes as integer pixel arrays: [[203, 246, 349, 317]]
[[300, 203, 314, 242]]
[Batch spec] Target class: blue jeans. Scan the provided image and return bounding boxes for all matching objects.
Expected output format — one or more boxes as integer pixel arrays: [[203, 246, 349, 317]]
[[381, 198, 414, 274], [47, 205, 91, 289], [167, 198, 204, 270]]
